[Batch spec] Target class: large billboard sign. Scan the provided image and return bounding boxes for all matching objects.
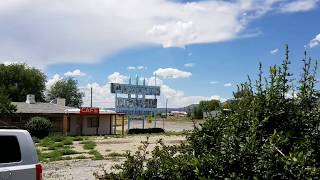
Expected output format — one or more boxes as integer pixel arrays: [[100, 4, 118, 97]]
[[110, 77, 160, 128], [116, 98, 157, 109], [111, 83, 160, 95]]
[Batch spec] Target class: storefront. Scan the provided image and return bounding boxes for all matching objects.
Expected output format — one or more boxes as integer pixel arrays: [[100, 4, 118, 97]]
[[63, 108, 125, 136]]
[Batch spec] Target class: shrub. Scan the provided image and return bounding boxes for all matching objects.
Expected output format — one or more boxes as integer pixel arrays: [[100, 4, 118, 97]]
[[62, 137, 74, 145], [97, 46, 320, 179], [89, 150, 104, 160], [128, 128, 165, 134], [73, 136, 84, 141], [50, 135, 65, 142], [82, 140, 96, 150], [58, 149, 79, 155], [25, 117, 52, 138]]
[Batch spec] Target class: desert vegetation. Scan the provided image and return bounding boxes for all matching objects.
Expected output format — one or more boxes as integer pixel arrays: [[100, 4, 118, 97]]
[[96, 46, 320, 179]]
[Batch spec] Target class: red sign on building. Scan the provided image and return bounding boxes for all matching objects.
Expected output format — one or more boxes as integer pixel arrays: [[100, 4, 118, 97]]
[[80, 107, 100, 115]]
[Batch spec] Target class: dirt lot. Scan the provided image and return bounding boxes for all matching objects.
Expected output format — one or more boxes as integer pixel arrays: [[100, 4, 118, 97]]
[[42, 119, 202, 180]]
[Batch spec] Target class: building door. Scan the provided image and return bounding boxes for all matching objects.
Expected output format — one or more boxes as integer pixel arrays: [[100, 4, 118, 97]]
[[76, 117, 82, 135]]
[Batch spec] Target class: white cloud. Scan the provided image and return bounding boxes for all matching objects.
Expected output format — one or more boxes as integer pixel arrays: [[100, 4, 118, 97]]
[[127, 66, 136, 70], [46, 74, 63, 89], [107, 72, 129, 83], [224, 83, 233, 87], [280, 0, 319, 13], [158, 85, 225, 107], [210, 81, 218, 84], [188, 53, 192, 56], [0, 0, 289, 67], [308, 33, 320, 48], [184, 63, 195, 67], [64, 69, 86, 77], [127, 66, 147, 70], [137, 66, 147, 70], [270, 48, 279, 54], [154, 68, 192, 79], [80, 83, 114, 108], [3, 61, 25, 65]]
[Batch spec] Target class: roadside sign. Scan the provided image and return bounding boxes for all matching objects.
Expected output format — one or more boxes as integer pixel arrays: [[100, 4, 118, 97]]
[[111, 83, 160, 95], [80, 107, 99, 115]]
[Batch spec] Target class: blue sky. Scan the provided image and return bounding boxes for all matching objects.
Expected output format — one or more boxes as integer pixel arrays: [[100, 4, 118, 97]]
[[1, 0, 320, 108]]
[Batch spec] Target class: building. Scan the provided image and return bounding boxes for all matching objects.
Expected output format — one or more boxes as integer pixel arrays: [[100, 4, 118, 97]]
[[64, 108, 125, 136], [0, 95, 125, 135]]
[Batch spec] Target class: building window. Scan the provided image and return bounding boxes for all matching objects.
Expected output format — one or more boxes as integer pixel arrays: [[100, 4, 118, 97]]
[[87, 117, 99, 128]]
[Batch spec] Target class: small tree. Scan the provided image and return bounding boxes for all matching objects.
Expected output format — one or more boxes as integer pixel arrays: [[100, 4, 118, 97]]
[[47, 78, 84, 107], [0, 92, 16, 115], [25, 117, 52, 138]]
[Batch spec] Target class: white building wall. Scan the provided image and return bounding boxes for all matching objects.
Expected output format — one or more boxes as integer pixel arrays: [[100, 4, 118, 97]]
[[68, 114, 113, 135]]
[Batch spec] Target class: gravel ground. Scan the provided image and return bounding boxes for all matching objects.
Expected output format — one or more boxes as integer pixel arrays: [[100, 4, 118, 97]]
[[43, 120, 202, 180], [43, 159, 118, 180]]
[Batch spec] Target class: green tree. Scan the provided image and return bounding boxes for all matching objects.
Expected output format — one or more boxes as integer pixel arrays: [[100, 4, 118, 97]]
[[47, 78, 84, 107], [0, 92, 17, 115], [199, 99, 220, 118], [0, 63, 46, 102], [191, 106, 203, 119]]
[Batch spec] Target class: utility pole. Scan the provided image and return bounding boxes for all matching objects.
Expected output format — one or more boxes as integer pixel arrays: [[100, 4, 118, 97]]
[[165, 98, 168, 119], [90, 87, 93, 107], [154, 73, 157, 128]]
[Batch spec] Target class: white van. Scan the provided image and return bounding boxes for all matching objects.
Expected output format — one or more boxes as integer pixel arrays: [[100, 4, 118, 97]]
[[0, 129, 42, 180]]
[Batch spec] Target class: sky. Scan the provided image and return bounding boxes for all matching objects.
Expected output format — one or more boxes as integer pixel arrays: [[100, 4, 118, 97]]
[[0, 0, 320, 108]]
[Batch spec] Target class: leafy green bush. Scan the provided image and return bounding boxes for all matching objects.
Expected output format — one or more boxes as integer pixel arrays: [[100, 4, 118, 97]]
[[81, 140, 96, 150], [50, 135, 65, 142], [25, 117, 52, 138], [62, 137, 74, 145], [58, 149, 79, 155], [73, 136, 84, 141], [89, 150, 104, 160], [97, 46, 320, 179]]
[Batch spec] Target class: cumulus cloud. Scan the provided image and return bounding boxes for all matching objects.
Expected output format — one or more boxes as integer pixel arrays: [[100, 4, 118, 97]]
[[0, 0, 294, 67], [280, 0, 319, 13], [184, 63, 195, 67], [64, 69, 86, 77], [128, 66, 147, 70], [270, 48, 279, 54], [210, 81, 218, 84], [224, 83, 233, 87], [46, 74, 63, 89], [127, 66, 136, 70], [107, 72, 129, 83], [154, 68, 192, 79], [137, 66, 146, 70], [3, 61, 25, 65], [308, 33, 320, 48], [80, 83, 114, 108]]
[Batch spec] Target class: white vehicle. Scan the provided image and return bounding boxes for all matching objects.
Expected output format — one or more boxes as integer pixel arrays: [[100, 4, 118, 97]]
[[0, 128, 42, 180]]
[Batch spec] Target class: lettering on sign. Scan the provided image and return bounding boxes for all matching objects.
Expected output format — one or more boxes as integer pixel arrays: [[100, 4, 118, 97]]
[[111, 83, 160, 95], [80, 107, 100, 115]]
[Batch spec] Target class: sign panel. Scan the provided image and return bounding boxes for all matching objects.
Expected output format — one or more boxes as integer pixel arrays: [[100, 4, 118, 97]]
[[116, 98, 157, 108], [116, 108, 155, 116], [111, 83, 160, 95], [80, 107, 99, 115]]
